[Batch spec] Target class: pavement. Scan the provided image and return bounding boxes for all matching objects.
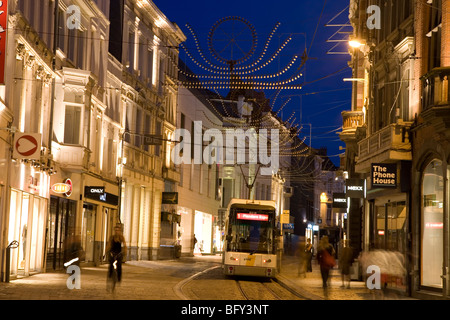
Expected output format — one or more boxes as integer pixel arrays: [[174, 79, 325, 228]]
[[0, 253, 415, 301], [275, 255, 415, 300]]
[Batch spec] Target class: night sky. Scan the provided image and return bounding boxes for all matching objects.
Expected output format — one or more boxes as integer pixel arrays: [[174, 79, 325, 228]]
[[154, 0, 353, 166]]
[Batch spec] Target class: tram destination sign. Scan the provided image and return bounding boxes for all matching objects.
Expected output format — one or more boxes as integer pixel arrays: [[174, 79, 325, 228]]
[[237, 213, 269, 221], [371, 163, 397, 188]]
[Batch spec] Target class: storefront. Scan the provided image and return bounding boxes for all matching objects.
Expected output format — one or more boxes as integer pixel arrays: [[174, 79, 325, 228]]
[[361, 161, 410, 294], [82, 181, 119, 266], [46, 196, 77, 271], [194, 210, 213, 254], [5, 159, 50, 279], [410, 123, 450, 298], [8, 189, 48, 278]]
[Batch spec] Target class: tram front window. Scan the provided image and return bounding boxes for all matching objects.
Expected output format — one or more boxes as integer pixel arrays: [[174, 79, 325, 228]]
[[227, 220, 274, 254]]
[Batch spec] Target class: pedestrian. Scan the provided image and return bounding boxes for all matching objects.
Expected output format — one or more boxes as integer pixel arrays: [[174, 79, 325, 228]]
[[316, 236, 336, 296], [339, 240, 354, 288], [305, 238, 313, 272], [296, 242, 307, 278]]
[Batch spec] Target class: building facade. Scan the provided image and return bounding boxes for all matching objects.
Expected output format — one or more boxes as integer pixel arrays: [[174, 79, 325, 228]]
[[176, 83, 222, 256], [410, 0, 450, 299], [342, 0, 450, 299], [109, 0, 185, 261], [0, 0, 186, 282]]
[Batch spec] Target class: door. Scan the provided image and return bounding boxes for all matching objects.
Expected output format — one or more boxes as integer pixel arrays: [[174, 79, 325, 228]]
[[46, 197, 77, 271], [81, 204, 96, 263]]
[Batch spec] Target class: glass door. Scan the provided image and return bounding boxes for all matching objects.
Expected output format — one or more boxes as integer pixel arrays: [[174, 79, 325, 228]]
[[18, 195, 30, 275], [46, 197, 77, 271], [81, 204, 96, 263]]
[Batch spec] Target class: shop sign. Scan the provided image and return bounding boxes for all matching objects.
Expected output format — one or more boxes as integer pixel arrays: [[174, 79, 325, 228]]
[[332, 193, 347, 208], [162, 192, 178, 204], [52, 182, 71, 194], [282, 223, 294, 230], [371, 163, 397, 188], [13, 132, 42, 160], [64, 178, 73, 197], [84, 186, 118, 206], [85, 186, 105, 195], [345, 178, 365, 198], [143, 134, 163, 146], [0, 0, 7, 84]]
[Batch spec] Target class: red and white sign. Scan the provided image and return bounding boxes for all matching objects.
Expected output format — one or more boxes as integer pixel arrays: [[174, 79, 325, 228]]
[[237, 213, 269, 221], [64, 178, 73, 197], [0, 0, 8, 84], [425, 222, 443, 229], [13, 132, 42, 160]]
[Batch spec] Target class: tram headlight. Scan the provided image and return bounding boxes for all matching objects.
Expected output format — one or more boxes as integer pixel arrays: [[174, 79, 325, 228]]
[[230, 256, 238, 261], [263, 259, 271, 263]]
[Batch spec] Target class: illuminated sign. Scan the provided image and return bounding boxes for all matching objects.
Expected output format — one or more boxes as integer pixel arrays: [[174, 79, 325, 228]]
[[371, 163, 397, 188], [0, 0, 7, 84], [52, 183, 71, 194], [332, 193, 347, 208], [84, 186, 118, 206], [86, 187, 105, 194], [345, 178, 365, 198], [237, 213, 269, 221], [425, 222, 443, 229]]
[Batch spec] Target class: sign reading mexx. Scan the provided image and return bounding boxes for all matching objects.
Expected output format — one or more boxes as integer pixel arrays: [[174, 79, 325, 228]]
[[345, 178, 365, 198], [332, 193, 347, 208], [371, 163, 397, 188]]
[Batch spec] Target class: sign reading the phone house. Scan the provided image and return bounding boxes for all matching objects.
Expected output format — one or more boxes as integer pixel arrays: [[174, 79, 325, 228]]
[[371, 163, 397, 188]]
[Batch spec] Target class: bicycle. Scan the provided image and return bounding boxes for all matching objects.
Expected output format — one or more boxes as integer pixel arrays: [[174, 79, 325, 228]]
[[106, 252, 122, 293]]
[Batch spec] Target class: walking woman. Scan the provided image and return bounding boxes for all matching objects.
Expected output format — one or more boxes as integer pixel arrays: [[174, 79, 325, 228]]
[[316, 236, 335, 296]]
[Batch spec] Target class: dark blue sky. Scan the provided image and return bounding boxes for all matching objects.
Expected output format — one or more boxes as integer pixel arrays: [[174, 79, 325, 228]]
[[154, 0, 353, 165]]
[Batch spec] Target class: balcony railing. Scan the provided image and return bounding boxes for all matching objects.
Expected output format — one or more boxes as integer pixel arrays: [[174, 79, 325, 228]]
[[341, 110, 365, 132], [356, 121, 412, 168], [421, 67, 450, 111], [52, 142, 89, 171]]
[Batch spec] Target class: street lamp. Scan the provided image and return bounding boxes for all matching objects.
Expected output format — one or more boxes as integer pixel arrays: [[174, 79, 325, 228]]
[[343, 78, 365, 82], [349, 39, 364, 48]]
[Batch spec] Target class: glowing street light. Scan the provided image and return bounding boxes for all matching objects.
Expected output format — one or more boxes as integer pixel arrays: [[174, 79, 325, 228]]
[[349, 39, 364, 48], [343, 78, 366, 82]]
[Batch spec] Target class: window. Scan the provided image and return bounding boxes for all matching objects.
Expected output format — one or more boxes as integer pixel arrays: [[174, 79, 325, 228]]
[[57, 8, 65, 52], [147, 48, 154, 87], [427, 0, 442, 70], [64, 105, 81, 144], [155, 121, 162, 156], [143, 113, 151, 152], [128, 31, 135, 72], [421, 159, 444, 288]]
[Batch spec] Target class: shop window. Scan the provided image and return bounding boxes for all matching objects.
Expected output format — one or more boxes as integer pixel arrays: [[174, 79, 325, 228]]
[[375, 201, 407, 252], [421, 159, 444, 288]]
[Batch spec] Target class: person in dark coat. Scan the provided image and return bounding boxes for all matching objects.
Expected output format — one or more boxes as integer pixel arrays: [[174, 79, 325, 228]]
[[339, 240, 354, 288], [305, 238, 313, 272], [316, 236, 336, 296]]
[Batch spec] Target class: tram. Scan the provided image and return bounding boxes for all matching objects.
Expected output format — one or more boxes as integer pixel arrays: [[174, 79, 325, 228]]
[[222, 199, 279, 278]]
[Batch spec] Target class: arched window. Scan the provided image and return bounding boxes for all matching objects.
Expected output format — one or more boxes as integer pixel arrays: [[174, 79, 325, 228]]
[[421, 159, 444, 288]]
